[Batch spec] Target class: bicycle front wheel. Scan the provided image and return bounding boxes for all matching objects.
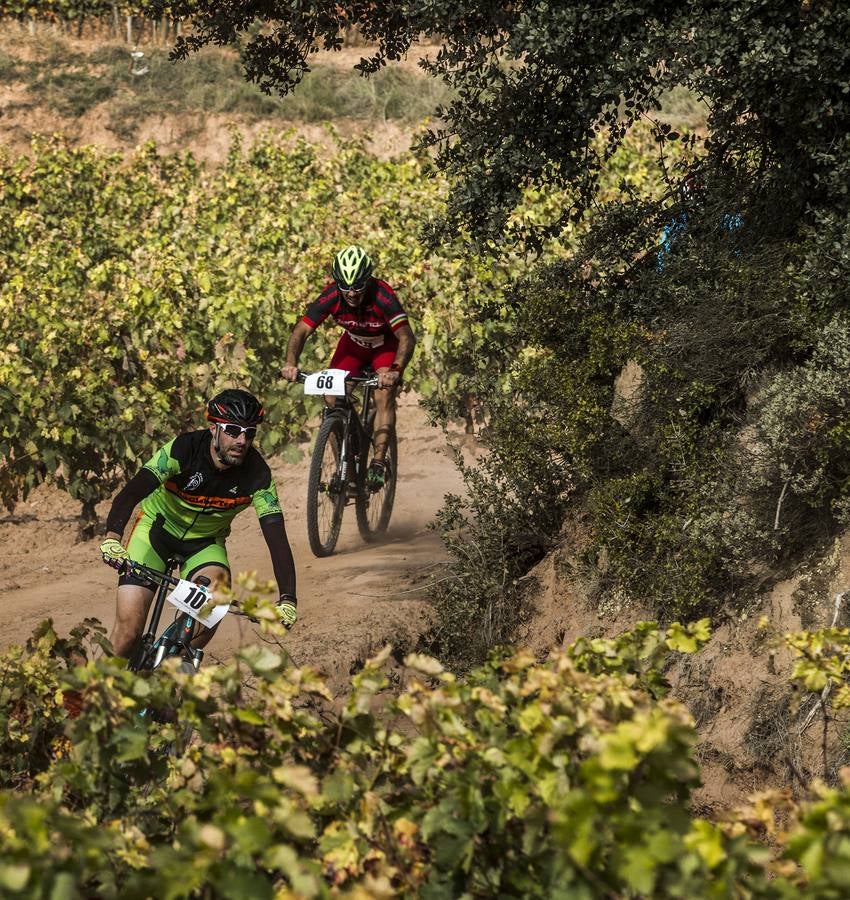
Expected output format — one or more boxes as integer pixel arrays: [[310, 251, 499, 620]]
[[356, 429, 397, 541], [171, 657, 197, 754], [306, 415, 347, 557]]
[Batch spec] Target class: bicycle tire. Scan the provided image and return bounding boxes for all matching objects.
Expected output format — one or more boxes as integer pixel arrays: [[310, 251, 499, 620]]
[[171, 657, 197, 755], [356, 428, 397, 541], [306, 414, 347, 557], [127, 638, 154, 673]]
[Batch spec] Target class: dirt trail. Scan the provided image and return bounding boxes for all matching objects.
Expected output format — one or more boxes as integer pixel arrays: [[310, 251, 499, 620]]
[[0, 394, 467, 693]]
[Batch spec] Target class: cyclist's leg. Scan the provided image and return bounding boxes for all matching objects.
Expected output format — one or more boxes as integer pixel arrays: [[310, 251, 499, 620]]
[[111, 585, 155, 658], [110, 512, 161, 658], [371, 339, 400, 463], [327, 333, 364, 408], [182, 541, 230, 650]]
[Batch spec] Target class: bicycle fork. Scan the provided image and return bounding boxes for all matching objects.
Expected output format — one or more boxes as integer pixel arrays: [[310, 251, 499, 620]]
[[150, 618, 204, 670], [337, 413, 360, 499]]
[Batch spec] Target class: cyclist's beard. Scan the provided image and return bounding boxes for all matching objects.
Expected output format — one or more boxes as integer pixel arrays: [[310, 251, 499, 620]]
[[214, 433, 245, 467]]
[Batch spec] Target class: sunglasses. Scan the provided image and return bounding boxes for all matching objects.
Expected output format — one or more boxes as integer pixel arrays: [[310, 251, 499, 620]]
[[338, 283, 366, 295], [219, 423, 258, 439]]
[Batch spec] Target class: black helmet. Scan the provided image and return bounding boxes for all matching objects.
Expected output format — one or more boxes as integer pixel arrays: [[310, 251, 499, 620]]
[[332, 245, 373, 290], [206, 389, 265, 426]]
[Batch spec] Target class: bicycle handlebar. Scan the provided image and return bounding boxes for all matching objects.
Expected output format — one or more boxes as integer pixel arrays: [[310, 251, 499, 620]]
[[103, 556, 183, 590], [296, 370, 379, 387], [105, 557, 258, 621]]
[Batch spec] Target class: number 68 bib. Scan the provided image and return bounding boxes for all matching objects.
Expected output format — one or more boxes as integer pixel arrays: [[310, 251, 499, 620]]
[[302, 368, 347, 397]]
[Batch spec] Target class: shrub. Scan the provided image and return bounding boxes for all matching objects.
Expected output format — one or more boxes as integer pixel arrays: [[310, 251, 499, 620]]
[[0, 615, 780, 898]]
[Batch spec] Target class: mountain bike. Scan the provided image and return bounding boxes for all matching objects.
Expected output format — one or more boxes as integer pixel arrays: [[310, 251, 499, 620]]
[[104, 556, 231, 750], [300, 368, 397, 557]]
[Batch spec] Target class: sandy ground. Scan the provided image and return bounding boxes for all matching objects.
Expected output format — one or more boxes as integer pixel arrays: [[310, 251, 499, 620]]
[[0, 393, 468, 694]]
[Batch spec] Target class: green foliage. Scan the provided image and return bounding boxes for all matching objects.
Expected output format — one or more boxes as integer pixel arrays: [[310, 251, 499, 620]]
[[783, 770, 850, 893], [786, 627, 850, 709], [0, 132, 508, 520], [575, 249, 850, 619], [588, 471, 731, 621], [0, 0, 114, 17], [751, 316, 850, 530], [156, 1, 850, 634], [153, 2, 850, 252], [7, 615, 850, 896], [419, 127, 694, 662], [422, 430, 570, 671], [425, 124, 847, 625], [1, 615, 812, 898]]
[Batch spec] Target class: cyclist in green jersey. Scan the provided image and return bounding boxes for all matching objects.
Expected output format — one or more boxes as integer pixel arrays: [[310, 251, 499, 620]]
[[99, 389, 297, 659]]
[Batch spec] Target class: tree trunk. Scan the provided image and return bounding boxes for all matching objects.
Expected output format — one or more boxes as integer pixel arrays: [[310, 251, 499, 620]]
[[78, 498, 99, 542]]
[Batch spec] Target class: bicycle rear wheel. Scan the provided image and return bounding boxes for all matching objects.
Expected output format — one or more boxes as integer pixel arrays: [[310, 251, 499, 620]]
[[356, 429, 397, 541], [306, 414, 347, 557]]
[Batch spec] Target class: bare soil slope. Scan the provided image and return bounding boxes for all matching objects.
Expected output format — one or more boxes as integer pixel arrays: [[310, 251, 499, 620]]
[[0, 34, 438, 163], [517, 520, 850, 809], [0, 394, 467, 696]]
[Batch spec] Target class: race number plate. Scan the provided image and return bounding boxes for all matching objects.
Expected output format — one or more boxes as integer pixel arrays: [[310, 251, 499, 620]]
[[303, 368, 347, 397], [166, 579, 230, 629]]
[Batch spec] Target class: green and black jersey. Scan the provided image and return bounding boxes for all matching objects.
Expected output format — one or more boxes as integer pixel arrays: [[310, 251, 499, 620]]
[[106, 429, 295, 599], [139, 430, 282, 540]]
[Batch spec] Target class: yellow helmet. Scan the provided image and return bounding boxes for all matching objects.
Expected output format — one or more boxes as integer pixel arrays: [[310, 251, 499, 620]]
[[332, 245, 373, 290]]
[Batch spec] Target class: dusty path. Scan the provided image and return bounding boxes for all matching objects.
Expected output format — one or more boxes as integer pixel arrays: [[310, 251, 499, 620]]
[[0, 394, 467, 693]]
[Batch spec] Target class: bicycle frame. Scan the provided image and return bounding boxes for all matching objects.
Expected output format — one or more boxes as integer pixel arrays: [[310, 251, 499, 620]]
[[123, 558, 207, 673], [337, 385, 376, 495], [303, 371, 378, 498], [301, 367, 397, 555]]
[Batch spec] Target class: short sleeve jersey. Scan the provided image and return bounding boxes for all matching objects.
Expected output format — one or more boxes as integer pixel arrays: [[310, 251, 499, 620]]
[[140, 430, 282, 541], [302, 279, 408, 345]]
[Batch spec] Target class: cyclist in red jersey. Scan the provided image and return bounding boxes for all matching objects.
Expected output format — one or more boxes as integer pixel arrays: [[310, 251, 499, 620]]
[[281, 245, 416, 489]]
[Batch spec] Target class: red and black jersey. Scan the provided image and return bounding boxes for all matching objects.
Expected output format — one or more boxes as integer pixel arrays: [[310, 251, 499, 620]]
[[302, 279, 408, 348]]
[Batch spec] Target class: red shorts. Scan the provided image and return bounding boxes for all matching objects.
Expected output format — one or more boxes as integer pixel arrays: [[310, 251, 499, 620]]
[[330, 331, 398, 374]]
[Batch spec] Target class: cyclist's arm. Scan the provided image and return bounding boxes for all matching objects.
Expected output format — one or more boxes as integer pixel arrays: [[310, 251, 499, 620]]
[[259, 514, 297, 599], [252, 477, 296, 599], [285, 284, 339, 369], [104, 468, 160, 539], [284, 320, 314, 369], [374, 282, 416, 373], [105, 437, 184, 539], [391, 322, 416, 374]]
